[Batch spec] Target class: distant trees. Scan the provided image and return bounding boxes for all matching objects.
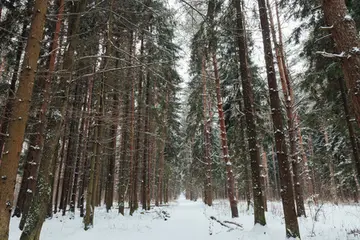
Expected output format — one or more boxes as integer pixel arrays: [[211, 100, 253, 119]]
[[1, 0, 360, 239], [0, 0, 182, 239]]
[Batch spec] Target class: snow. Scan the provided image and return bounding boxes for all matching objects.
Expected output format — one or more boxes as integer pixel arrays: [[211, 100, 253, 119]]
[[344, 15, 353, 21], [9, 195, 360, 240]]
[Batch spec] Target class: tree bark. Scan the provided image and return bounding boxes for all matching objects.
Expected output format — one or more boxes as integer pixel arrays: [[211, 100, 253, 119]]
[[0, 0, 32, 159], [256, 0, 300, 237], [0, 0, 48, 238], [267, 0, 306, 217], [338, 77, 360, 181], [322, 0, 360, 127], [201, 55, 213, 206], [141, 65, 151, 211], [130, 35, 144, 215], [19, 0, 87, 237], [234, 0, 265, 224], [212, 53, 239, 218]]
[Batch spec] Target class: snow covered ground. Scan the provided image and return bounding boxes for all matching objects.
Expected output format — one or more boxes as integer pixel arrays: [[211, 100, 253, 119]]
[[9, 195, 360, 240]]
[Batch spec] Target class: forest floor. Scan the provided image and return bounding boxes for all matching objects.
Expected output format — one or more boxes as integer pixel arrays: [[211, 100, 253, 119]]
[[9, 195, 360, 240]]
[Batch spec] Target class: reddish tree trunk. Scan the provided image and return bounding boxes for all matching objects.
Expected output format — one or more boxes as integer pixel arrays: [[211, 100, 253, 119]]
[[256, 0, 300, 236], [322, 0, 360, 127], [212, 53, 239, 218], [0, 0, 48, 237]]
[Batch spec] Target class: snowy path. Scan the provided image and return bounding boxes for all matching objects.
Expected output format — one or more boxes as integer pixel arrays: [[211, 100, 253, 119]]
[[10, 196, 243, 240], [9, 196, 360, 239]]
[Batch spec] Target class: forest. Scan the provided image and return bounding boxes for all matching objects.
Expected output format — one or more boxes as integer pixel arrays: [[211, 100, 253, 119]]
[[0, 0, 360, 239]]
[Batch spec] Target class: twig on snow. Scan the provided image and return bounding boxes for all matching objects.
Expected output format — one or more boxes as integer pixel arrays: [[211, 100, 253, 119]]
[[224, 220, 243, 229]]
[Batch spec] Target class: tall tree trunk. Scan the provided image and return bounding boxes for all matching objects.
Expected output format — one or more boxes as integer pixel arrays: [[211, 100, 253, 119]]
[[83, 115, 98, 230], [141, 67, 151, 211], [267, 0, 306, 217], [93, 75, 105, 208], [201, 55, 213, 207], [19, 0, 87, 238], [234, 0, 265, 224], [54, 127, 67, 213], [322, 0, 360, 127], [0, 0, 31, 159], [105, 85, 118, 212], [130, 36, 144, 215], [256, 0, 300, 237], [128, 32, 136, 212], [261, 146, 269, 210], [338, 77, 360, 181], [68, 83, 83, 216], [0, 0, 48, 238], [79, 73, 94, 217], [212, 54, 239, 218], [271, 144, 280, 200]]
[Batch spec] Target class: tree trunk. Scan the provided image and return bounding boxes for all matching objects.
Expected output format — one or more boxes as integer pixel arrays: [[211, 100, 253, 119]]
[[338, 77, 360, 181], [261, 146, 269, 211], [267, 0, 306, 217], [0, 0, 31, 159], [141, 67, 151, 211], [322, 0, 360, 127], [68, 82, 83, 216], [0, 0, 48, 238], [79, 73, 94, 217], [271, 144, 280, 200], [83, 119, 98, 230], [234, 0, 265, 223], [130, 35, 144, 215], [201, 55, 213, 207], [93, 76, 105, 208], [212, 53, 239, 218], [128, 30, 137, 212], [256, 0, 300, 237], [19, 0, 87, 237]]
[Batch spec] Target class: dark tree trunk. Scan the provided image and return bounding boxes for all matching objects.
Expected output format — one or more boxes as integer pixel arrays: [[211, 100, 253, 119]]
[[256, 0, 300, 237], [201, 56, 213, 206], [69, 82, 83, 215], [234, 0, 265, 224], [266, 0, 306, 217], [141, 67, 151, 211], [130, 35, 144, 215], [338, 77, 360, 181]]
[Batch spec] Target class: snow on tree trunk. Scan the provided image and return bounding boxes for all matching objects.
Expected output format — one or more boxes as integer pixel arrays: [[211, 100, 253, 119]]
[[322, 0, 360, 128], [256, 0, 300, 237], [0, 0, 48, 238], [234, 0, 266, 224], [212, 53, 239, 218], [201, 55, 213, 207]]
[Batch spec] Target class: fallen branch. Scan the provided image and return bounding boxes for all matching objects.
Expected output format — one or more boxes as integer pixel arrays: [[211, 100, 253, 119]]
[[224, 220, 243, 229], [209, 216, 234, 230], [154, 209, 170, 221]]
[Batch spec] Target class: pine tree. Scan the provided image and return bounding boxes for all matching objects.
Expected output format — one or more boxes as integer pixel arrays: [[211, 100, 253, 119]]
[[0, 0, 48, 238]]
